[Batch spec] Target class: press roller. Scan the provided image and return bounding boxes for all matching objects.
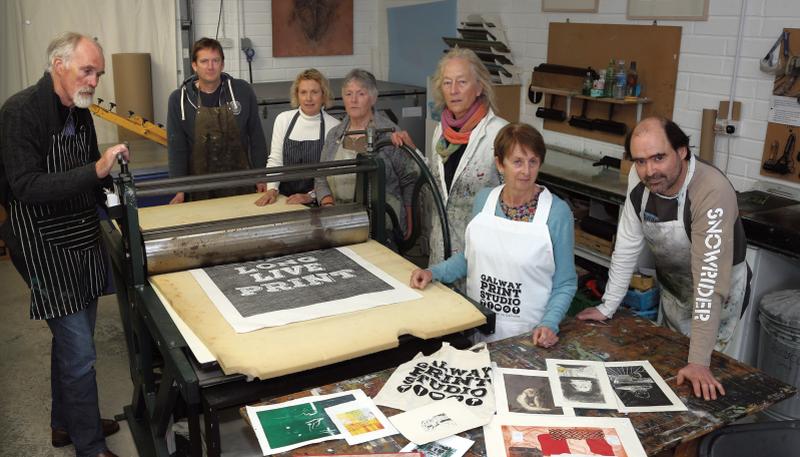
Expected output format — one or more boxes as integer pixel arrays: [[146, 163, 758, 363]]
[[142, 203, 370, 275]]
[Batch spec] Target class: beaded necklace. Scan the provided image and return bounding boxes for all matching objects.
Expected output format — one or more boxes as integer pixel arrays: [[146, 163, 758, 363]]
[[499, 186, 541, 222]]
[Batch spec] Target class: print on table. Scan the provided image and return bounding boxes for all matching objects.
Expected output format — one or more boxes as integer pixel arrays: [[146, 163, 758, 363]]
[[502, 425, 627, 457], [506, 374, 564, 415], [400, 434, 475, 457], [256, 394, 354, 448], [603, 361, 687, 413], [546, 359, 617, 410], [606, 365, 670, 408]]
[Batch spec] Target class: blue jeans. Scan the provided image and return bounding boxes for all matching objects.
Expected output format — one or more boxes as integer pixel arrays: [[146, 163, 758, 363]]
[[47, 298, 107, 457]]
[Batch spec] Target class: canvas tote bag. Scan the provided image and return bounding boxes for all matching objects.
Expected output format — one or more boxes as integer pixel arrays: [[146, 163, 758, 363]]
[[373, 342, 495, 420]]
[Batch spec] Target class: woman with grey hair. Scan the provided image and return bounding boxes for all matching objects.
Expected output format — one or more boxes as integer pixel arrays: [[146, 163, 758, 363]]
[[428, 48, 508, 287], [314, 69, 418, 240]]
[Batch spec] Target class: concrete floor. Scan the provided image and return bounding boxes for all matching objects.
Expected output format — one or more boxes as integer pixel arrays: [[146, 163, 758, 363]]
[[0, 259, 139, 456]]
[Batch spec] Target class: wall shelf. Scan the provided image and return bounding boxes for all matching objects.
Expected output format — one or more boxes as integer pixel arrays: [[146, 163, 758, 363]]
[[530, 85, 651, 121]]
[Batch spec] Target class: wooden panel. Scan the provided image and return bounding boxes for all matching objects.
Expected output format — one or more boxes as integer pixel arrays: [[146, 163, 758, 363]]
[[541, 23, 682, 145], [493, 83, 521, 122]]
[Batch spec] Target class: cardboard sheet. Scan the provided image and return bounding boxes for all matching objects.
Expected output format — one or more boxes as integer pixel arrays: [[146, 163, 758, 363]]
[[138, 193, 305, 231], [150, 240, 486, 380]]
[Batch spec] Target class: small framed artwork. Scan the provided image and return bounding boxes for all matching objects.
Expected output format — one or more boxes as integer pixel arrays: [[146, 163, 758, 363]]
[[542, 0, 598, 13], [627, 0, 709, 21]]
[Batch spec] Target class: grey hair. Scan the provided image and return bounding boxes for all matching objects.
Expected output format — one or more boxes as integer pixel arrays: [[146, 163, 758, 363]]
[[46, 32, 103, 72], [342, 68, 378, 102], [431, 47, 497, 113]]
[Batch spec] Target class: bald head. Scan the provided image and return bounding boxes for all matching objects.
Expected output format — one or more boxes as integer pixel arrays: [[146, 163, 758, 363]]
[[627, 117, 691, 161]]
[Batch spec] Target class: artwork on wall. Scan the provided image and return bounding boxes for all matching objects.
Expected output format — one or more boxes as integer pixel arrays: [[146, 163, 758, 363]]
[[272, 0, 353, 57], [541, 0, 598, 13], [627, 0, 708, 21]]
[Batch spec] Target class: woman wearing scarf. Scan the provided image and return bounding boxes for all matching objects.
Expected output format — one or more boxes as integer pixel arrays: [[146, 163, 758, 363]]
[[428, 48, 508, 290], [410, 123, 577, 346]]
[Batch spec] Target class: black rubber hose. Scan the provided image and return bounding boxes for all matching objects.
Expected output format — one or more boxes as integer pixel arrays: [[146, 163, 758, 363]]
[[371, 139, 452, 259]]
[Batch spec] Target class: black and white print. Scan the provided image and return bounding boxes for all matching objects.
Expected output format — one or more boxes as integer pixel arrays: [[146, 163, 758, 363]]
[[605, 361, 687, 412], [191, 246, 421, 333], [493, 367, 574, 416], [546, 359, 618, 410], [400, 434, 475, 457]]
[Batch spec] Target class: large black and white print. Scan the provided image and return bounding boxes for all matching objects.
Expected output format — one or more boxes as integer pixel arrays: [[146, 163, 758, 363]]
[[606, 364, 670, 407], [204, 248, 391, 317], [191, 246, 420, 332]]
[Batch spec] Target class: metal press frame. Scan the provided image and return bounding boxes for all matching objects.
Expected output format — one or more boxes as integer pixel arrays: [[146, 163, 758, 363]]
[[102, 147, 489, 456]]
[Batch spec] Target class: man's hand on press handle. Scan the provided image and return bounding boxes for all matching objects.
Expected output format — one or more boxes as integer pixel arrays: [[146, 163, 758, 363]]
[[96, 143, 130, 179], [677, 363, 726, 401]]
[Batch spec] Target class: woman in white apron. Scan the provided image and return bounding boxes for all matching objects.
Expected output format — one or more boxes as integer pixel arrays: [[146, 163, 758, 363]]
[[256, 69, 340, 206], [410, 123, 577, 345]]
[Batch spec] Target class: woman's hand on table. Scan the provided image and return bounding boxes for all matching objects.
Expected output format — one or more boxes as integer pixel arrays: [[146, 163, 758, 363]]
[[255, 189, 279, 206], [169, 192, 185, 205], [532, 326, 559, 348], [409, 269, 433, 289]]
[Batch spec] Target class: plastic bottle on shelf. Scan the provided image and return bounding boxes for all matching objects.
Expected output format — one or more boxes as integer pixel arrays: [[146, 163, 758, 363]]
[[604, 59, 615, 97], [613, 60, 627, 100], [626, 61, 638, 97], [592, 69, 606, 97], [582, 72, 593, 96]]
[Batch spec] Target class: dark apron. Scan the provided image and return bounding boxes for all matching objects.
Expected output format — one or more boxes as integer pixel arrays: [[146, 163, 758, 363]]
[[9, 123, 106, 320], [188, 97, 251, 200], [278, 110, 325, 196]]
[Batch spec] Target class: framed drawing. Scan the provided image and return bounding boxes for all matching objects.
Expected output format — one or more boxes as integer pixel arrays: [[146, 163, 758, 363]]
[[627, 0, 709, 21], [542, 0, 598, 13]]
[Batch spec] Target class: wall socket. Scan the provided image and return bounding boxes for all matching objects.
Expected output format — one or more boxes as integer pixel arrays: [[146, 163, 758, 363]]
[[715, 100, 741, 136], [219, 37, 235, 49]]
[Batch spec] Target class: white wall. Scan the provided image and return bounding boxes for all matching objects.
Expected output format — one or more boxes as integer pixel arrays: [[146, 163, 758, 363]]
[[458, 0, 800, 192]]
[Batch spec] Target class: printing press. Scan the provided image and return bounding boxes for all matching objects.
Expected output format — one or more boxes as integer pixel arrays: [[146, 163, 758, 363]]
[[101, 141, 494, 457]]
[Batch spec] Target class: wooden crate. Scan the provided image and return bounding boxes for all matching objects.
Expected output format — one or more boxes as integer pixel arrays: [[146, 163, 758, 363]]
[[574, 227, 614, 256]]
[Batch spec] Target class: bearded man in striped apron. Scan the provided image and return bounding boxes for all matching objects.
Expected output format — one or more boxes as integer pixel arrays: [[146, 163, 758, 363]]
[[0, 33, 129, 457]]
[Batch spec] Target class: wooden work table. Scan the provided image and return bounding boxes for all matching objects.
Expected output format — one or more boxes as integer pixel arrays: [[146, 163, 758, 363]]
[[246, 312, 795, 457]]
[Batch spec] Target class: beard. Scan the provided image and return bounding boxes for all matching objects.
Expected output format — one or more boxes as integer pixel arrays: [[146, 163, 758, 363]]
[[72, 86, 95, 108]]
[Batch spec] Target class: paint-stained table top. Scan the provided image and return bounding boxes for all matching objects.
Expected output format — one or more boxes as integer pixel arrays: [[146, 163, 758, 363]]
[[249, 312, 796, 456]]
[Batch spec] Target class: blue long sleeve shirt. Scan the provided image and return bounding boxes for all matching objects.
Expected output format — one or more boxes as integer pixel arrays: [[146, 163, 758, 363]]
[[429, 186, 577, 334]]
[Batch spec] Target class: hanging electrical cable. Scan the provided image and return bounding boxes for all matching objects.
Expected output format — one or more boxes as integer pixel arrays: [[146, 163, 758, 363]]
[[215, 0, 224, 39]]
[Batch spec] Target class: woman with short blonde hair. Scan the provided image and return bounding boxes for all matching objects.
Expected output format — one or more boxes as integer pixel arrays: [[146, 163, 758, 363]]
[[257, 68, 340, 206]]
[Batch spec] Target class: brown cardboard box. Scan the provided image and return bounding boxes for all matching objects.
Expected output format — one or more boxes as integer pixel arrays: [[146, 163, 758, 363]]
[[493, 84, 521, 123]]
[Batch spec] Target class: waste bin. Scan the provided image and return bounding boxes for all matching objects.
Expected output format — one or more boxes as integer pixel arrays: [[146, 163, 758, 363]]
[[757, 289, 800, 420]]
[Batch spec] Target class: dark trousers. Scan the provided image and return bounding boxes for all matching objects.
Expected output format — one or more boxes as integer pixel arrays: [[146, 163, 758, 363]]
[[46, 298, 107, 457]]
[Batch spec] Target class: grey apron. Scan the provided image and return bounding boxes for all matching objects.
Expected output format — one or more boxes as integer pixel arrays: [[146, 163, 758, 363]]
[[639, 158, 747, 351], [9, 117, 106, 320], [189, 92, 251, 200], [279, 110, 325, 196]]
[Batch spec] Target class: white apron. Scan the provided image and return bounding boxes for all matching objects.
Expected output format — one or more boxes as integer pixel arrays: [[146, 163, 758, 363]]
[[466, 185, 555, 342], [639, 159, 747, 352]]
